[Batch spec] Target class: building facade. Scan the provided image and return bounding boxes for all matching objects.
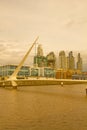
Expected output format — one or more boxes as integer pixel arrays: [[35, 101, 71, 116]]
[[0, 65, 55, 79], [0, 65, 30, 78], [77, 53, 82, 71], [37, 44, 43, 56], [67, 51, 75, 70], [30, 67, 55, 78], [34, 56, 47, 67], [59, 51, 67, 70], [34, 44, 48, 67], [46, 52, 56, 68]]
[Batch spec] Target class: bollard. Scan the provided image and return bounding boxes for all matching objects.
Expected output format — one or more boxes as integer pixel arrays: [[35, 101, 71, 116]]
[[61, 82, 63, 87], [2, 82, 5, 87]]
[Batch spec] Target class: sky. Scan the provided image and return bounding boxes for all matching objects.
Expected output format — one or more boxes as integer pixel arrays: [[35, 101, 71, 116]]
[[0, 0, 87, 70]]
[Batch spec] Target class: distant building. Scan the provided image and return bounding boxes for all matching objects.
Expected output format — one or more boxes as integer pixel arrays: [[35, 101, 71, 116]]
[[34, 44, 47, 67], [0, 65, 30, 78], [72, 74, 87, 80], [0, 65, 55, 79], [67, 51, 75, 70], [56, 69, 75, 79], [34, 56, 47, 67], [44, 67, 55, 78], [77, 53, 82, 71], [34, 45, 56, 68], [30, 67, 39, 77], [37, 44, 43, 56], [56, 69, 67, 79], [30, 67, 55, 78], [46, 52, 56, 68], [59, 51, 67, 70], [66, 56, 69, 70]]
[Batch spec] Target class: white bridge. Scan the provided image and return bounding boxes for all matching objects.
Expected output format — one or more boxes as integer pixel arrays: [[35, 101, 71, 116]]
[[0, 37, 39, 88], [0, 37, 87, 88]]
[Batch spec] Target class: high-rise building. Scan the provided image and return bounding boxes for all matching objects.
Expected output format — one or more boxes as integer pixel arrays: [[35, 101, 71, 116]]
[[37, 44, 43, 56], [59, 51, 67, 70], [66, 56, 69, 70], [77, 53, 82, 71], [68, 51, 75, 70], [34, 56, 47, 67], [34, 44, 47, 67], [46, 52, 56, 68]]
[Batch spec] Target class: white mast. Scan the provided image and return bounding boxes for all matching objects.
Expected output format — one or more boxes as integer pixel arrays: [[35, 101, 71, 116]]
[[9, 36, 39, 80]]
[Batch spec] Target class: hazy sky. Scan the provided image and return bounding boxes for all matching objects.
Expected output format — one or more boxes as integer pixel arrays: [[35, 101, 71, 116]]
[[0, 0, 87, 69]]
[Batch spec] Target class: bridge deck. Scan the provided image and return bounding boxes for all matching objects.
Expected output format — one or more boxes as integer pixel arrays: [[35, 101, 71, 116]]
[[0, 78, 87, 87]]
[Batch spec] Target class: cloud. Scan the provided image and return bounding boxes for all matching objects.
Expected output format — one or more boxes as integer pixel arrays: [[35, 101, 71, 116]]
[[65, 19, 74, 28], [64, 17, 87, 28], [0, 48, 34, 65], [0, 43, 6, 52], [0, 40, 6, 43], [0, 0, 87, 69], [0, 29, 3, 32], [0, 40, 34, 65]]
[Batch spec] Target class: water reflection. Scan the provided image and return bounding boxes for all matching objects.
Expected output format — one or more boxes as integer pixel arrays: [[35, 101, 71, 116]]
[[0, 85, 87, 130]]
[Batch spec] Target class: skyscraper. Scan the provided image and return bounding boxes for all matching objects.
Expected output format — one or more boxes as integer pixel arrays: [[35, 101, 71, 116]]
[[68, 51, 75, 70], [37, 44, 43, 56], [46, 52, 56, 68], [59, 51, 67, 70], [34, 44, 47, 67], [77, 53, 82, 71]]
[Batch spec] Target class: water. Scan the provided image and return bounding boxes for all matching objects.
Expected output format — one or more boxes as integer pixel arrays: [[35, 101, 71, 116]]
[[0, 84, 87, 130]]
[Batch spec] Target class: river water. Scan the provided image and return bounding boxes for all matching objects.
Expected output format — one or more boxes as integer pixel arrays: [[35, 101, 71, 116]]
[[0, 84, 87, 130]]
